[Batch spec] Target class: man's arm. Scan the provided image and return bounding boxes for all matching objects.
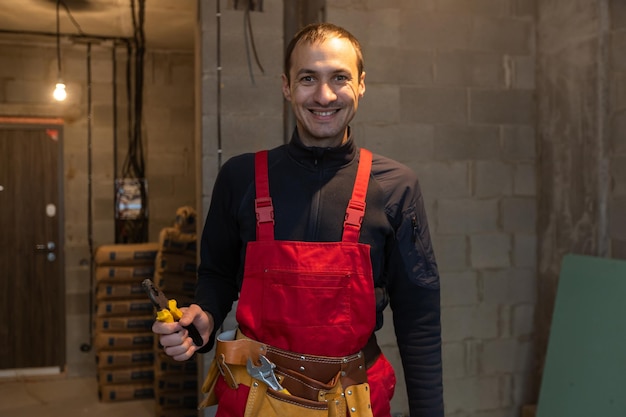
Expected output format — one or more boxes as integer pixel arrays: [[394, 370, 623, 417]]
[[391, 281, 443, 416], [388, 187, 444, 416], [195, 157, 248, 351]]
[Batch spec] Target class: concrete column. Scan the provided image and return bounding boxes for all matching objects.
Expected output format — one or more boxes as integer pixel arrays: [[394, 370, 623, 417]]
[[535, 0, 610, 393]]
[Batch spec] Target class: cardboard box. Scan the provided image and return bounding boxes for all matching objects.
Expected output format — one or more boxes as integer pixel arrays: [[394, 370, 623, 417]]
[[155, 373, 198, 393], [156, 252, 197, 276], [98, 365, 154, 385], [157, 390, 198, 409], [96, 265, 155, 282], [97, 349, 155, 369], [96, 282, 145, 300], [94, 315, 154, 333], [95, 242, 159, 266], [98, 383, 154, 402], [156, 353, 198, 374], [159, 226, 197, 255], [96, 299, 154, 317], [94, 332, 154, 351], [155, 272, 196, 300]]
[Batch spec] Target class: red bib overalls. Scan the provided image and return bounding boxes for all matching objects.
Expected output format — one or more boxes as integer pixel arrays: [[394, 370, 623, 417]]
[[213, 149, 396, 416]]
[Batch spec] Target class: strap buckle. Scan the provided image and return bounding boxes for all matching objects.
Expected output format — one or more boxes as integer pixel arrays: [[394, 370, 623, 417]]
[[344, 199, 366, 228], [255, 197, 274, 226]]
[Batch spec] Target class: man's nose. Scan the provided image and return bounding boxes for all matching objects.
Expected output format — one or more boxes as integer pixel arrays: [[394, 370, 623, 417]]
[[314, 82, 337, 104]]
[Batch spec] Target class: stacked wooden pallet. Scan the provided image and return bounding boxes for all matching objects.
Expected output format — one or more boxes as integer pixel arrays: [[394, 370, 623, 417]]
[[93, 242, 160, 402]]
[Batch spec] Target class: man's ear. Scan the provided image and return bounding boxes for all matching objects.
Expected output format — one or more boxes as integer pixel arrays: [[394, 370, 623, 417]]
[[358, 71, 366, 98], [281, 74, 292, 101]]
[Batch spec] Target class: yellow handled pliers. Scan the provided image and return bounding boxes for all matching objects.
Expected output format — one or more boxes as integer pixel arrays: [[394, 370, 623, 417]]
[[142, 278, 203, 346]]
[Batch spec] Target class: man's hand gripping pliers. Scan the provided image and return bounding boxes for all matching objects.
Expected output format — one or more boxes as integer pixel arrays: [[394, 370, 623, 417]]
[[142, 278, 203, 346]]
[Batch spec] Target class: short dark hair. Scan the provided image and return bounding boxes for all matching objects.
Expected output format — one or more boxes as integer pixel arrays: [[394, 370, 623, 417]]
[[283, 23, 364, 83]]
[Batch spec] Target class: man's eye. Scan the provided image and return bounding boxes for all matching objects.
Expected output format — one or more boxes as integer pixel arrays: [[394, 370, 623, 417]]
[[300, 76, 314, 83], [334, 75, 349, 82]]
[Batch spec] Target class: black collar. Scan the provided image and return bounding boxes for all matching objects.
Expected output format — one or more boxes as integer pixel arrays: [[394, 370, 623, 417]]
[[286, 128, 357, 169]]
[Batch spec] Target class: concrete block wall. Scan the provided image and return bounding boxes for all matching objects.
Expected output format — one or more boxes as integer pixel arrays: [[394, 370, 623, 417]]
[[327, 1, 537, 416], [197, 0, 285, 216], [0, 40, 195, 376], [535, 0, 625, 409], [610, 0, 626, 258]]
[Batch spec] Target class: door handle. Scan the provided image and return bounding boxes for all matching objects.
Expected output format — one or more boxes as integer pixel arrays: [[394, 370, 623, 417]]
[[34, 242, 56, 262], [35, 241, 56, 252]]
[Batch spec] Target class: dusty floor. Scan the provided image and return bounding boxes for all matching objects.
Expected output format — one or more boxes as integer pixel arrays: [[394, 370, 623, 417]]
[[0, 376, 156, 417]]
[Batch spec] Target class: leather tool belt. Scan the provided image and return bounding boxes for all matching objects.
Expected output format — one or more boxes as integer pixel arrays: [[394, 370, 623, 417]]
[[199, 329, 381, 417]]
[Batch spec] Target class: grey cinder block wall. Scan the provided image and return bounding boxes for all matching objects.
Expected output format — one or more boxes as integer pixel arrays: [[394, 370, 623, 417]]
[[1, 0, 625, 415], [535, 0, 626, 404]]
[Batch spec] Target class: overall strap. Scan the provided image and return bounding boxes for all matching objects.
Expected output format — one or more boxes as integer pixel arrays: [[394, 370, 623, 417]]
[[254, 151, 275, 241], [254, 149, 372, 243], [342, 148, 373, 243]]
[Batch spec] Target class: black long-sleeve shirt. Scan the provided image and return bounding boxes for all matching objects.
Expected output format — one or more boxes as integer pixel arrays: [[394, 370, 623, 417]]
[[196, 130, 444, 416]]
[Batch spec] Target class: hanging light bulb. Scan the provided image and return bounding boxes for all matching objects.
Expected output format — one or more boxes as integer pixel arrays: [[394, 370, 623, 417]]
[[53, 0, 67, 102], [53, 81, 67, 101]]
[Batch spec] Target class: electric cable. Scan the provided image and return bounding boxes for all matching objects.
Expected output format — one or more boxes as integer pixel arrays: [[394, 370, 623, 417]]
[[118, 0, 148, 243], [58, 0, 85, 35], [243, 0, 264, 84], [80, 41, 94, 353], [217, 0, 222, 170], [56, 1, 61, 76], [112, 46, 118, 192], [245, 0, 264, 74], [243, 10, 255, 85]]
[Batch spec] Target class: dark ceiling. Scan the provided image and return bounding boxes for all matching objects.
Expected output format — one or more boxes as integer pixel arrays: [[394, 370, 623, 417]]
[[0, 0, 196, 50]]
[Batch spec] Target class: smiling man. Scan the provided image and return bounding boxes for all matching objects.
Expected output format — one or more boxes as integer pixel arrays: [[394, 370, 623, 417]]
[[152, 23, 444, 417], [282, 32, 365, 147]]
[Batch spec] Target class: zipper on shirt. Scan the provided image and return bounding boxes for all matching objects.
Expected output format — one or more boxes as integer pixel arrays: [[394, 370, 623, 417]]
[[308, 152, 325, 238]]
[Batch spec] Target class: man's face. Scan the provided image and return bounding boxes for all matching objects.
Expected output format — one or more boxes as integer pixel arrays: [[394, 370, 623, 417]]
[[282, 37, 365, 148]]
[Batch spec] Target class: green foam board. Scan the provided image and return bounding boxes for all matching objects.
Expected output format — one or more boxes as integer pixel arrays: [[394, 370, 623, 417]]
[[536, 254, 626, 417]]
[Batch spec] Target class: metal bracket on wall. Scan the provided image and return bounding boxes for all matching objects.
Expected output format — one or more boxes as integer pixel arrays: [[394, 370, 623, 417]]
[[231, 0, 263, 12]]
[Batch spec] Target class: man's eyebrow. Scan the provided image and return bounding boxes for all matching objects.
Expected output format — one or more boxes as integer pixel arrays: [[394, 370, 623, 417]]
[[295, 68, 317, 76], [295, 68, 351, 77]]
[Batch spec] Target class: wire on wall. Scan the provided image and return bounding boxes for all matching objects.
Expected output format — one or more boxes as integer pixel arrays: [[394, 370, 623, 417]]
[[58, 0, 85, 35], [81, 41, 94, 352], [115, 0, 148, 244], [126, 0, 146, 181], [243, 0, 264, 85], [112, 47, 119, 192], [217, 0, 222, 170], [56, 1, 61, 75]]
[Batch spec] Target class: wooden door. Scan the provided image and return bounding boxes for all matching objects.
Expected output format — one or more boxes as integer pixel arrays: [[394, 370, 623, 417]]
[[0, 123, 64, 370]]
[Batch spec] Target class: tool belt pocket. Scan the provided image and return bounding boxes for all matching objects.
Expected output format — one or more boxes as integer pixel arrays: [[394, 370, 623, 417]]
[[198, 355, 220, 408], [248, 368, 372, 417], [199, 358, 373, 417], [198, 329, 374, 417], [247, 369, 343, 417]]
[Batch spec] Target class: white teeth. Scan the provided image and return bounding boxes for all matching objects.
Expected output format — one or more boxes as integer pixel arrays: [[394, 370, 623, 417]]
[[313, 110, 336, 116]]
